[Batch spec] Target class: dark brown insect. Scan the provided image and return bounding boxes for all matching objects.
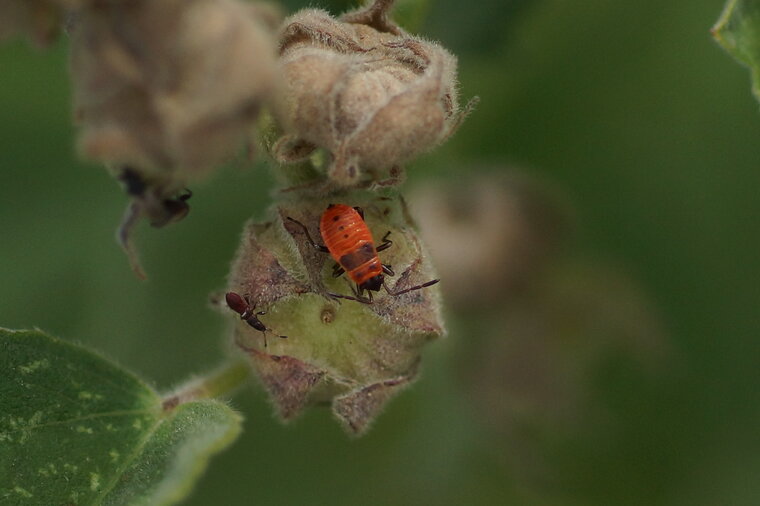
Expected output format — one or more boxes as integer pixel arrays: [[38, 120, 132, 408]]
[[287, 204, 439, 303], [225, 292, 287, 347]]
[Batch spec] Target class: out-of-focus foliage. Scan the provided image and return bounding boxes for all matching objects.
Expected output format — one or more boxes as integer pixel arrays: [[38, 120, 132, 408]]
[[713, 0, 760, 103], [1, 0, 759, 505]]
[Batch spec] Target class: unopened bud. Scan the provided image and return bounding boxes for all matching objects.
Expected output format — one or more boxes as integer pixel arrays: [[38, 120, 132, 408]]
[[272, 0, 475, 188]]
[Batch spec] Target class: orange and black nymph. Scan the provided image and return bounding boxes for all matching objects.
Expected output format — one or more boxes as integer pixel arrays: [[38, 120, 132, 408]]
[[287, 204, 439, 303]]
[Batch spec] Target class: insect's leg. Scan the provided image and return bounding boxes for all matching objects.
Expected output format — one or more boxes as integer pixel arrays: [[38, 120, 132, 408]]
[[347, 280, 361, 297], [376, 231, 393, 252], [356, 283, 374, 303], [265, 328, 288, 339], [255, 310, 286, 339], [382, 264, 395, 276], [327, 292, 373, 304], [327, 280, 373, 304], [353, 206, 365, 220], [261, 331, 268, 348], [384, 278, 440, 297], [332, 263, 345, 278], [285, 217, 329, 252]]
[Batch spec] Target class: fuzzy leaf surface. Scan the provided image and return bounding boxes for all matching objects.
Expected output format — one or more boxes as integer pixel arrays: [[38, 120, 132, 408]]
[[0, 328, 241, 506]]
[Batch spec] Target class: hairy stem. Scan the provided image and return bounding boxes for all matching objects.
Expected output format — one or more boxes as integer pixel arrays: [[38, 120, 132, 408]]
[[161, 358, 251, 411]]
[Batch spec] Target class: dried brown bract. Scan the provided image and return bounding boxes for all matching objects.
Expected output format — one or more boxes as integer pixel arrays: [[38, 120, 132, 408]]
[[69, 0, 278, 175], [272, 0, 475, 188], [67, 0, 279, 277]]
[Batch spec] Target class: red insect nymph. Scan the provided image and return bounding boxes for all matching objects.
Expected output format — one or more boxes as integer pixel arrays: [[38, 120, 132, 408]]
[[320, 204, 384, 291], [287, 204, 439, 303]]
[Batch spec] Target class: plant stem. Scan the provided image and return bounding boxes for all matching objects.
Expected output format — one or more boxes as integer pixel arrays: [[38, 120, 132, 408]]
[[161, 358, 251, 411]]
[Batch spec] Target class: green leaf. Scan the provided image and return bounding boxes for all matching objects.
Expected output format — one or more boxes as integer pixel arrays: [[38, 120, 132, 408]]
[[0, 328, 242, 506], [713, 0, 760, 102]]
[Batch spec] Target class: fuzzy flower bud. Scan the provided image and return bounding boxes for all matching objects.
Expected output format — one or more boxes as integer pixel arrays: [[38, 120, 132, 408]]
[[272, 0, 475, 188], [222, 192, 444, 435], [67, 0, 279, 277]]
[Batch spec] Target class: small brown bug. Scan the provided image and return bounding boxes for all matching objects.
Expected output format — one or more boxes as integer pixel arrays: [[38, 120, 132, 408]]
[[225, 292, 287, 347]]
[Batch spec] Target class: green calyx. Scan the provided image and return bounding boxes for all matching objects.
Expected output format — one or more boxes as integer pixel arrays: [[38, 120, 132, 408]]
[[224, 190, 444, 435]]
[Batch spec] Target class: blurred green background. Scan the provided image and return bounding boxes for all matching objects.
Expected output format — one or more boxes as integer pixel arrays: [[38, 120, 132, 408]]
[[1, 0, 759, 504]]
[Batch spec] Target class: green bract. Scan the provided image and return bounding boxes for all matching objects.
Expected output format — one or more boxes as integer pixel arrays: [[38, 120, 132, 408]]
[[0, 328, 241, 506]]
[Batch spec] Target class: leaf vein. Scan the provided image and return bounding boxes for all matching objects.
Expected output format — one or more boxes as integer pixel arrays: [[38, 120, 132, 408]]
[[92, 412, 166, 505], [2, 409, 153, 435]]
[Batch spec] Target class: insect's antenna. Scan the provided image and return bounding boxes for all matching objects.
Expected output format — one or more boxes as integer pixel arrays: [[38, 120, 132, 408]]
[[285, 216, 329, 252], [384, 278, 440, 297], [266, 328, 288, 340]]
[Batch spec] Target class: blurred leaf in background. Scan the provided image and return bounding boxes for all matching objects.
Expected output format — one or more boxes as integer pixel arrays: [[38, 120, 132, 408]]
[[713, 0, 760, 103], [1, 0, 759, 505]]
